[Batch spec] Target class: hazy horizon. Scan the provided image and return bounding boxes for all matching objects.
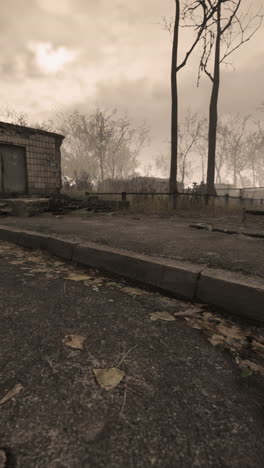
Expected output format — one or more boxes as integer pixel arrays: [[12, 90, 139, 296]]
[[1, 0, 264, 183]]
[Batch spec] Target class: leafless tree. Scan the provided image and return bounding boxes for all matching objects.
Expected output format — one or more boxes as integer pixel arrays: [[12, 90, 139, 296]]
[[156, 111, 204, 185], [178, 111, 203, 184], [56, 108, 149, 182], [193, 0, 263, 194], [165, 0, 219, 201], [243, 120, 264, 187]]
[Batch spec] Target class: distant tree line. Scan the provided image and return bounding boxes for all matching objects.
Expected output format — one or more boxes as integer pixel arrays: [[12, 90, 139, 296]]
[[155, 112, 264, 188], [0, 106, 149, 187]]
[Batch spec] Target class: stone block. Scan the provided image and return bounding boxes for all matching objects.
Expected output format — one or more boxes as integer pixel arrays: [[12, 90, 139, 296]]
[[197, 268, 264, 322]]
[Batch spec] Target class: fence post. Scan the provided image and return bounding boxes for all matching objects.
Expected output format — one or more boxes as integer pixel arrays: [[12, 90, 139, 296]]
[[204, 193, 209, 205], [224, 193, 229, 214], [170, 190, 177, 210], [240, 195, 246, 223]]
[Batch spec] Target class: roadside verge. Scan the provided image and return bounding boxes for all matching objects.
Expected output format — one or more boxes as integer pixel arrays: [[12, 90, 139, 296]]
[[0, 226, 263, 323]]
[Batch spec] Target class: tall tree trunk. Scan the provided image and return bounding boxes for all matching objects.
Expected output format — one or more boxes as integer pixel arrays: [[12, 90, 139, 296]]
[[233, 158, 237, 187], [169, 0, 180, 199], [206, 2, 221, 196]]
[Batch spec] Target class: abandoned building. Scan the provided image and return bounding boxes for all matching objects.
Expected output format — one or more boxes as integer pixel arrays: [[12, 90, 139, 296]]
[[0, 121, 64, 196]]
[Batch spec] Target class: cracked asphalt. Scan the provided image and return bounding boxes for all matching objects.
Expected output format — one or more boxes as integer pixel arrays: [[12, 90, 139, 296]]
[[0, 241, 264, 468]]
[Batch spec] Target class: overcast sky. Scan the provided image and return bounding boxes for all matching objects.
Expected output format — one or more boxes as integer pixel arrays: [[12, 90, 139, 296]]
[[1, 0, 264, 172]]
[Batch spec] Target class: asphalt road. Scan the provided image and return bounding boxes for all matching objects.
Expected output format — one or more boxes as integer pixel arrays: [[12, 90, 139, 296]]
[[1, 212, 264, 278], [0, 241, 264, 468]]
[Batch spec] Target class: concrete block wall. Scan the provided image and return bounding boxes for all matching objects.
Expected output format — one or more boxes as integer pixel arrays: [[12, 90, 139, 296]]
[[0, 121, 64, 195]]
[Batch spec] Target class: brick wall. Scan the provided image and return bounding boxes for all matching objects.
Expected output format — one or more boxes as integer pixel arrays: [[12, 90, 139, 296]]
[[0, 121, 64, 195]]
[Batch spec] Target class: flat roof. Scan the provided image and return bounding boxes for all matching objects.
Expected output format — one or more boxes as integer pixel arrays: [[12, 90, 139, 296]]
[[0, 120, 65, 140]]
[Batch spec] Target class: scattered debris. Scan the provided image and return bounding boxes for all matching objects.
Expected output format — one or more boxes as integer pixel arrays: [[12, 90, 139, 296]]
[[209, 334, 226, 346], [216, 324, 246, 339], [236, 358, 264, 377], [117, 345, 138, 367], [0, 449, 7, 468], [122, 286, 148, 296], [0, 383, 23, 406], [93, 368, 125, 391], [150, 311, 176, 321], [65, 273, 93, 281], [174, 306, 203, 317], [63, 334, 86, 350]]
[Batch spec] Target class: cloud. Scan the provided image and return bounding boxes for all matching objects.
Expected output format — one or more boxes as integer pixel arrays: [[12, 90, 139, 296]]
[[28, 42, 77, 73], [0, 0, 263, 163]]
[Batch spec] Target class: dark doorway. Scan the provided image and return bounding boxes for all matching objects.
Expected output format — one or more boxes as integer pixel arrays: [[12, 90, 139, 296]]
[[0, 144, 27, 194]]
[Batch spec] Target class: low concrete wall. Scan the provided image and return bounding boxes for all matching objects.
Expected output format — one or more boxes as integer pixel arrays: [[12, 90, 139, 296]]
[[0, 226, 263, 323]]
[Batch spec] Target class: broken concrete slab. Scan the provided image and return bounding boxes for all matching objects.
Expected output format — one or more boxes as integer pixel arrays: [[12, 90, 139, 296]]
[[197, 269, 264, 322], [0, 226, 22, 243], [73, 242, 200, 300], [19, 230, 51, 251], [46, 236, 79, 260], [0, 198, 50, 217]]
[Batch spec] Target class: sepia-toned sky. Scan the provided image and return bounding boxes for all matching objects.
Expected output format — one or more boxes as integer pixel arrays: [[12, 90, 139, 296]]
[[1, 0, 264, 169]]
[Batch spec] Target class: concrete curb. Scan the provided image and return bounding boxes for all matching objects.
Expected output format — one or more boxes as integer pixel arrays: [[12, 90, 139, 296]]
[[0, 226, 263, 323]]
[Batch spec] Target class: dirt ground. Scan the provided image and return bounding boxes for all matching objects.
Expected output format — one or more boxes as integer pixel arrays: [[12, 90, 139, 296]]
[[1, 211, 264, 278], [0, 241, 264, 467]]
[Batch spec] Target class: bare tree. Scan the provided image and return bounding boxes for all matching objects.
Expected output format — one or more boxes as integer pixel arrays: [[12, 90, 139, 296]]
[[166, 1, 218, 201], [195, 0, 263, 194], [178, 111, 203, 184], [243, 120, 264, 187], [0, 107, 29, 126], [156, 111, 204, 185], [56, 108, 149, 182]]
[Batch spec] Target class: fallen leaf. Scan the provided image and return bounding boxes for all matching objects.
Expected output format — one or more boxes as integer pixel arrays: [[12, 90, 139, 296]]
[[107, 281, 121, 288], [53, 261, 65, 267], [9, 260, 25, 265], [150, 311, 176, 321], [66, 274, 93, 281], [217, 324, 246, 339], [93, 368, 125, 390], [174, 306, 203, 317], [238, 359, 264, 376], [209, 334, 226, 346], [0, 383, 23, 405], [92, 277, 105, 284], [63, 334, 86, 350], [251, 339, 264, 354], [122, 286, 146, 296], [202, 312, 224, 323], [0, 449, 7, 468]]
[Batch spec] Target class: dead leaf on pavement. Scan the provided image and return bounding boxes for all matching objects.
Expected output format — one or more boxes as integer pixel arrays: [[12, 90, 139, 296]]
[[251, 339, 264, 356], [216, 324, 246, 339], [0, 383, 23, 405], [53, 261, 65, 267], [9, 260, 25, 265], [237, 359, 264, 376], [209, 334, 226, 346], [122, 286, 147, 296], [93, 368, 125, 391], [63, 334, 86, 350], [202, 312, 223, 322], [150, 311, 176, 321], [174, 306, 203, 317], [0, 449, 7, 468], [65, 273, 93, 281], [186, 318, 216, 332]]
